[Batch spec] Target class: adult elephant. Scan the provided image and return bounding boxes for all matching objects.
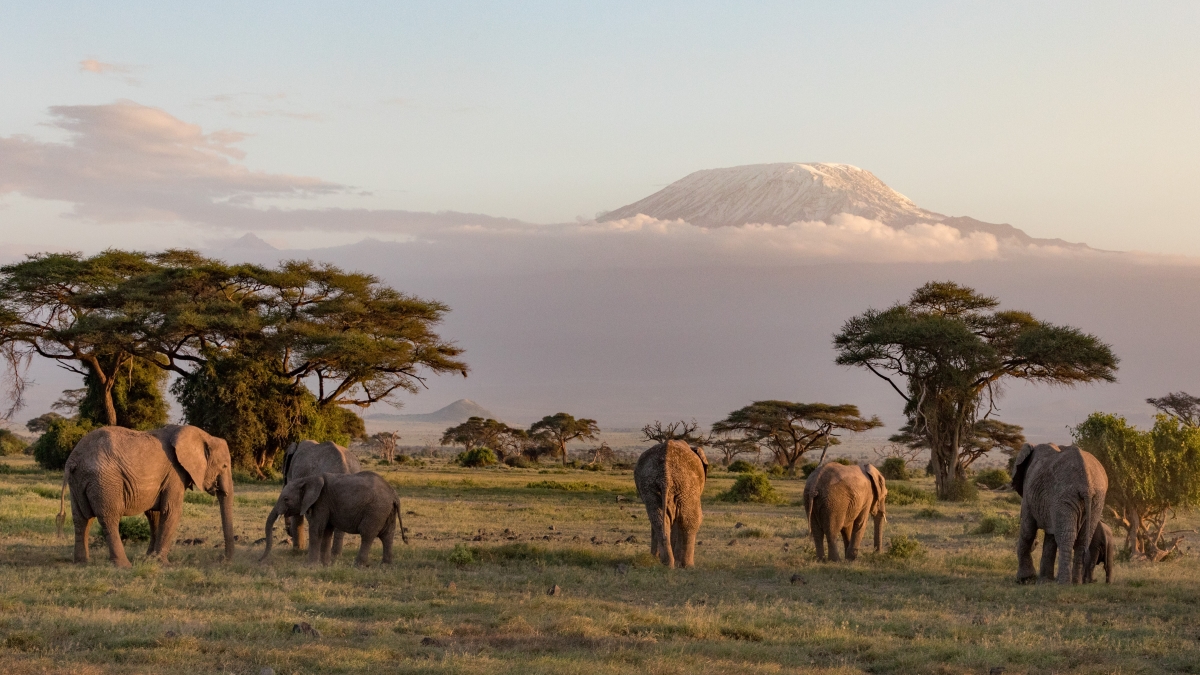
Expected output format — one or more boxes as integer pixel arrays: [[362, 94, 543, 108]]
[[56, 425, 235, 568], [634, 440, 708, 568], [281, 440, 362, 554], [1012, 443, 1108, 584], [804, 463, 887, 561]]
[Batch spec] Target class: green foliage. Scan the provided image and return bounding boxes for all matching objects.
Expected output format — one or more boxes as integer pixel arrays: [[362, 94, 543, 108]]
[[915, 507, 944, 519], [184, 491, 216, 506], [766, 464, 785, 477], [447, 543, 475, 565], [734, 527, 773, 538], [832, 457, 855, 466], [31, 486, 58, 499], [504, 455, 532, 468], [799, 461, 820, 477], [835, 281, 1117, 500], [529, 413, 600, 466], [712, 400, 881, 476], [0, 429, 27, 456], [25, 412, 64, 434], [79, 355, 168, 430], [726, 460, 756, 473], [442, 417, 524, 461], [119, 517, 152, 542], [974, 468, 1011, 489], [718, 473, 787, 504], [456, 447, 498, 467], [944, 479, 979, 503], [973, 513, 1019, 537], [525, 480, 607, 492], [887, 483, 937, 506], [301, 404, 366, 447], [886, 535, 925, 560], [879, 457, 910, 480], [1074, 412, 1200, 556], [31, 417, 95, 470]]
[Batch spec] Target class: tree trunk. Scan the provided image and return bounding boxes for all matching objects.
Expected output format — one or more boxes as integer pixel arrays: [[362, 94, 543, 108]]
[[932, 441, 958, 500], [1125, 505, 1141, 554]]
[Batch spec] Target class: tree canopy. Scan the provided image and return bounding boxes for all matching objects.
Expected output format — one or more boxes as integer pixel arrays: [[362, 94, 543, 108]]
[[441, 416, 525, 461], [530, 413, 600, 466], [834, 281, 1118, 499], [711, 401, 881, 475], [890, 417, 1025, 478]]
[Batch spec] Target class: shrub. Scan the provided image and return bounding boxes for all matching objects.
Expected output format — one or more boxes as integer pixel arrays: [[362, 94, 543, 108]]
[[31, 417, 95, 470], [581, 462, 604, 472], [766, 464, 785, 477], [726, 460, 756, 473], [833, 457, 855, 466], [800, 461, 820, 477], [888, 483, 936, 506], [886, 535, 925, 560], [448, 543, 475, 565], [973, 513, 1019, 537], [974, 468, 1011, 490], [120, 517, 152, 542], [504, 455, 532, 468], [184, 491, 217, 506], [718, 474, 787, 504], [879, 457, 909, 480], [0, 429, 28, 456], [455, 447, 497, 468], [915, 507, 944, 519], [525, 480, 607, 492], [944, 479, 979, 503], [734, 527, 773, 538], [1003, 492, 1022, 505]]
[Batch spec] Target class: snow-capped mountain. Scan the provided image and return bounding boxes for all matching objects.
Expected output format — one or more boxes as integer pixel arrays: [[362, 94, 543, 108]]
[[600, 162, 1080, 247]]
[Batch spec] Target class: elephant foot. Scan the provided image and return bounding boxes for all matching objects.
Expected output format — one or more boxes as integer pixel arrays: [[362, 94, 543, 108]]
[[1016, 575, 1037, 585], [113, 560, 133, 569]]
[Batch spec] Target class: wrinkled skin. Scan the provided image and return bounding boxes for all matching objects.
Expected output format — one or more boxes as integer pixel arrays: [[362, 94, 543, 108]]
[[261, 471, 406, 566], [1012, 443, 1109, 584], [1083, 521, 1116, 584], [634, 440, 708, 568], [57, 425, 235, 568], [281, 440, 362, 555], [803, 463, 887, 562]]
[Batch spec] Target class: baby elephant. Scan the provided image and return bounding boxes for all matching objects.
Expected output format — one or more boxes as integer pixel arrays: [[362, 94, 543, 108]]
[[261, 472, 407, 566], [1083, 521, 1116, 583]]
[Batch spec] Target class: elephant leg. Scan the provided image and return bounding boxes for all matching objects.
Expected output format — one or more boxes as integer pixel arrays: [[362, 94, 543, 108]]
[[676, 524, 698, 569], [354, 534, 373, 567], [1070, 539, 1087, 585], [825, 524, 841, 563], [331, 531, 345, 558], [306, 519, 323, 564], [660, 514, 676, 568], [1015, 518, 1038, 582], [99, 515, 132, 568], [1038, 533, 1058, 582], [288, 515, 306, 551], [811, 523, 826, 562], [848, 517, 867, 561], [145, 511, 161, 557], [72, 498, 92, 564], [840, 526, 853, 561], [321, 526, 336, 566], [153, 505, 182, 564], [380, 522, 395, 565]]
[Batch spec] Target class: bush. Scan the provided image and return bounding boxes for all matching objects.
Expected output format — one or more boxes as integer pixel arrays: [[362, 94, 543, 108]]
[[448, 543, 475, 565], [504, 455, 532, 468], [0, 429, 28, 456], [915, 507, 944, 519], [31, 417, 95, 470], [879, 457, 909, 480], [974, 468, 1011, 490], [455, 447, 497, 468], [726, 460, 756, 473], [888, 483, 936, 506], [833, 457, 855, 466], [120, 517, 152, 542], [184, 491, 217, 506], [525, 480, 607, 492], [944, 479, 979, 503], [886, 535, 925, 560], [973, 513, 1020, 537], [766, 464, 785, 477], [734, 527, 773, 538], [800, 461, 819, 477], [718, 474, 787, 504], [1003, 492, 1022, 505]]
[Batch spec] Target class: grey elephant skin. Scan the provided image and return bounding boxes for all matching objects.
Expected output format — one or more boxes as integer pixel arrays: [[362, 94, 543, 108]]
[[56, 425, 235, 568], [634, 440, 708, 568], [1083, 521, 1116, 584], [804, 463, 887, 561], [281, 440, 362, 555], [262, 471, 407, 566], [1012, 443, 1109, 584]]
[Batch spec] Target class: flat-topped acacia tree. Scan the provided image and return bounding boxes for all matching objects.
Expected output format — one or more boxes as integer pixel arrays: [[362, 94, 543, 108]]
[[833, 281, 1118, 500], [530, 413, 599, 466], [711, 401, 881, 476]]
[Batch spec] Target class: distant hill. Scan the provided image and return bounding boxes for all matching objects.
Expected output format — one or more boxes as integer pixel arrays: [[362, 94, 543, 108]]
[[368, 399, 497, 424]]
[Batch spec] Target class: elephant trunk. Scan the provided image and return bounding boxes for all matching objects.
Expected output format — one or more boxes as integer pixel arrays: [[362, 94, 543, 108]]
[[873, 509, 885, 553], [217, 469, 236, 561], [262, 504, 283, 561]]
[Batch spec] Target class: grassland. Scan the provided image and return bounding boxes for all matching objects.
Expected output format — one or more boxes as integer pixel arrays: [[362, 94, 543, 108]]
[[1, 455, 1198, 674]]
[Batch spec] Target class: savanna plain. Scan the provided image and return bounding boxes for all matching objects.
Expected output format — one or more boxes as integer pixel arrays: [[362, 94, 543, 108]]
[[1, 454, 1198, 675]]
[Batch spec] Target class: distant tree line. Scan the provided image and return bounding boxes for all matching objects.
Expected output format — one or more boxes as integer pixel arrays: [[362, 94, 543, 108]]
[[0, 250, 467, 475]]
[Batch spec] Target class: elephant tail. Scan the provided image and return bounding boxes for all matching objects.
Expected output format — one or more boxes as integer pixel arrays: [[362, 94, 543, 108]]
[[55, 466, 70, 537], [395, 498, 408, 544], [659, 459, 673, 564]]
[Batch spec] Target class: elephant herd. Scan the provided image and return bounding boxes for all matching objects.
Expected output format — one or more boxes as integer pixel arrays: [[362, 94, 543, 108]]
[[54, 426, 1114, 585], [634, 440, 1115, 585]]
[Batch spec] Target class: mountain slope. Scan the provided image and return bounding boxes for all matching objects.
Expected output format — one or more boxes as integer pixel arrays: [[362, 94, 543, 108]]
[[600, 162, 1082, 248], [369, 399, 497, 424]]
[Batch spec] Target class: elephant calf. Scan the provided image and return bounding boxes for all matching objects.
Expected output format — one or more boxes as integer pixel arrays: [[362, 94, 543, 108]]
[[281, 439, 362, 556], [1083, 521, 1116, 584], [803, 462, 887, 562], [634, 440, 708, 568], [262, 472, 407, 566]]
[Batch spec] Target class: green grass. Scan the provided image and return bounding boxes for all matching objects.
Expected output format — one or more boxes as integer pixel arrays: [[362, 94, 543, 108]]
[[1, 454, 1199, 674]]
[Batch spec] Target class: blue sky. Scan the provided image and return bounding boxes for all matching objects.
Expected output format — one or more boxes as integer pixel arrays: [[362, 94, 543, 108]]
[[1, 1, 1198, 253]]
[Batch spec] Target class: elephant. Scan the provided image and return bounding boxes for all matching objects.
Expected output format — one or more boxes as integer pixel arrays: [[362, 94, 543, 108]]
[[56, 425, 235, 568], [1012, 443, 1108, 584], [261, 471, 407, 566], [1083, 521, 1116, 584], [281, 440, 362, 555], [634, 440, 708, 568], [803, 462, 887, 562]]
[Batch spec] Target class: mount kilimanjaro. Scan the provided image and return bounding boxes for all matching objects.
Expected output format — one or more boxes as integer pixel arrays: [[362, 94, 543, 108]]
[[600, 162, 1083, 248]]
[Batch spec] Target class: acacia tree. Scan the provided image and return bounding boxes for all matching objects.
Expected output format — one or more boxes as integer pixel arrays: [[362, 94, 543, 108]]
[[890, 417, 1025, 479], [834, 281, 1118, 499], [1074, 412, 1200, 559], [440, 417, 522, 461], [712, 401, 882, 476], [1147, 392, 1200, 427], [530, 413, 599, 466], [641, 419, 707, 445]]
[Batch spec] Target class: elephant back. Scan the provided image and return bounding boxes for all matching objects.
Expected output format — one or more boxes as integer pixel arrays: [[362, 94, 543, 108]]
[[284, 440, 361, 484], [811, 463, 872, 513]]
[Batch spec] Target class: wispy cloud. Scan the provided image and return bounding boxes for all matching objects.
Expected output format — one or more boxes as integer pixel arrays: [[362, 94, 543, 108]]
[[79, 59, 139, 85]]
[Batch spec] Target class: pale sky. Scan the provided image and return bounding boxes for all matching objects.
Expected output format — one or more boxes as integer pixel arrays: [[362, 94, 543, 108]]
[[2, 1, 1199, 253]]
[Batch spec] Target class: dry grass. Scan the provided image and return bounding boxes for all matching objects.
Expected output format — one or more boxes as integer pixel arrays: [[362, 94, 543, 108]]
[[1, 456, 1199, 674]]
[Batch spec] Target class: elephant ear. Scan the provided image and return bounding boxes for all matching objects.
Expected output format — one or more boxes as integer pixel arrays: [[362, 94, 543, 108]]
[[281, 442, 300, 485], [159, 425, 210, 490], [1011, 443, 1036, 497], [691, 445, 710, 477], [299, 475, 326, 516], [862, 464, 887, 513]]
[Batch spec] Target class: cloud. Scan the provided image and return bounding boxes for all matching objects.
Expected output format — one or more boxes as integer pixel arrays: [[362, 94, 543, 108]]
[[79, 59, 138, 85]]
